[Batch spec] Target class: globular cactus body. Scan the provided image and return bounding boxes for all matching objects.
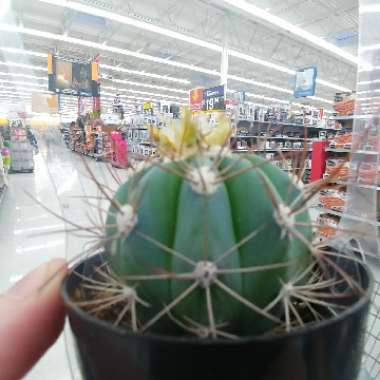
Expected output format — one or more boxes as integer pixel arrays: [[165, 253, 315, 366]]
[[106, 154, 312, 336]]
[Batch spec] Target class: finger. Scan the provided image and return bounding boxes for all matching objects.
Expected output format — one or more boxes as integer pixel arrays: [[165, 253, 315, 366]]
[[0, 258, 67, 380]]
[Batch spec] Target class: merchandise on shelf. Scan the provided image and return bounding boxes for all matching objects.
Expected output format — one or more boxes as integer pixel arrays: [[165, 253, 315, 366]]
[[0, 134, 9, 203], [317, 214, 341, 241], [334, 92, 356, 116], [68, 115, 114, 161], [111, 131, 128, 168], [329, 132, 352, 149], [319, 189, 347, 212], [326, 157, 351, 180], [8, 119, 34, 173]]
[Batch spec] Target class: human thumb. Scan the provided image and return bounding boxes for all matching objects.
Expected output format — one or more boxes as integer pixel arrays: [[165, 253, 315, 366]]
[[0, 258, 67, 380]]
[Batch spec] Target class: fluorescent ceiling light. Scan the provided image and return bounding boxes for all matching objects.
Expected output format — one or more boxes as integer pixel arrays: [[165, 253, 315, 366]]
[[314, 78, 351, 93], [309, 96, 334, 105], [0, 84, 43, 93], [0, 94, 31, 99], [245, 92, 289, 105], [0, 47, 47, 58], [0, 60, 47, 71], [228, 74, 293, 94], [0, 71, 48, 81], [101, 85, 188, 101], [0, 78, 46, 87], [40, 0, 222, 52], [37, 2, 348, 92], [219, 0, 359, 65], [360, 5, 380, 13], [228, 50, 295, 75], [0, 24, 219, 77], [358, 79, 380, 86], [108, 78, 188, 94], [102, 92, 186, 105]]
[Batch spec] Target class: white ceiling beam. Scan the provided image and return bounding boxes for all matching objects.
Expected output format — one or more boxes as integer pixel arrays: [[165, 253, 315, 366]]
[[217, 0, 359, 66], [0, 39, 334, 107], [0, 24, 220, 77], [40, 0, 222, 52], [37, 0, 350, 93]]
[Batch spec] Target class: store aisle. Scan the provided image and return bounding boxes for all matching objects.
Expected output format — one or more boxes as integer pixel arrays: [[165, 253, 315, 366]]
[[0, 128, 127, 380]]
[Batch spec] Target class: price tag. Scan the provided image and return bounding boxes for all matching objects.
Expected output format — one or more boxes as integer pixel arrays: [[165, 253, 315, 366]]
[[202, 85, 225, 111]]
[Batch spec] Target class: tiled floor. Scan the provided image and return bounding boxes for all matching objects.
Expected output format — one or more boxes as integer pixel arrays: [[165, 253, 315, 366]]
[[0, 128, 379, 379], [0, 129, 126, 379]]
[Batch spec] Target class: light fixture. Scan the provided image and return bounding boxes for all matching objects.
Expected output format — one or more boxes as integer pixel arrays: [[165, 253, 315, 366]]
[[309, 96, 334, 105], [100, 64, 189, 84], [0, 24, 219, 77], [219, 0, 359, 65], [0, 48, 192, 86], [0, 84, 46, 93], [228, 74, 293, 94], [228, 50, 295, 75], [0, 60, 47, 71], [38, 0, 351, 93], [40, 0, 222, 52], [101, 85, 187, 101], [360, 4, 380, 13], [0, 78, 46, 87], [0, 48, 346, 108], [245, 92, 289, 105], [0, 47, 47, 58], [108, 78, 188, 94], [0, 71, 48, 81]]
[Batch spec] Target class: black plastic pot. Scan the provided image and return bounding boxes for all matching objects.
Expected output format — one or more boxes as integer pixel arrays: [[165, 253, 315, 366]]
[[62, 253, 373, 380]]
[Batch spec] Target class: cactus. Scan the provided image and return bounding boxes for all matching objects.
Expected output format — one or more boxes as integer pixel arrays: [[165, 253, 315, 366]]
[[101, 112, 314, 337]]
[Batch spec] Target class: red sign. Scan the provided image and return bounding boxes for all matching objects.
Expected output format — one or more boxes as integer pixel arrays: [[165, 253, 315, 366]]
[[189, 88, 204, 111]]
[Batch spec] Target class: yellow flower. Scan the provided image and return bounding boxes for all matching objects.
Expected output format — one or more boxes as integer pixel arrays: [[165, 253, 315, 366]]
[[148, 108, 231, 158]]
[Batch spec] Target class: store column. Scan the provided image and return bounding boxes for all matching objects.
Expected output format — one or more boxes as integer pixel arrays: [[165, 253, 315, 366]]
[[220, 46, 229, 93]]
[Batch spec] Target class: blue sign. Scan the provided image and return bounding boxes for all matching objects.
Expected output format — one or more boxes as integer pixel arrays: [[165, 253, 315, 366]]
[[203, 85, 225, 111], [294, 66, 318, 98]]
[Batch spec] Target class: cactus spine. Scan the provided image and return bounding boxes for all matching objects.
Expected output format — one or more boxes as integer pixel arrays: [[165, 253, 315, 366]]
[[105, 141, 313, 336]]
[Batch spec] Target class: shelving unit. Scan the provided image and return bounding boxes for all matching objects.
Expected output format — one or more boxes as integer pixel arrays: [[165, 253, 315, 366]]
[[0, 184, 6, 205], [316, 206, 380, 227], [318, 110, 380, 243], [230, 108, 332, 182], [68, 118, 114, 162]]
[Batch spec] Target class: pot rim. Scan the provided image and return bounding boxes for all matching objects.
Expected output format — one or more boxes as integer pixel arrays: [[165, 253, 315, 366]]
[[61, 253, 374, 346]]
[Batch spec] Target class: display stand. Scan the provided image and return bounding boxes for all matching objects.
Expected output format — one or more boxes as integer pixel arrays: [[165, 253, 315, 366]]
[[332, 3, 380, 261]]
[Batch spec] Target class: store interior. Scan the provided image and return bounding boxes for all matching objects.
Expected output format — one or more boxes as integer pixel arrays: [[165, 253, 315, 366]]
[[0, 0, 379, 379]]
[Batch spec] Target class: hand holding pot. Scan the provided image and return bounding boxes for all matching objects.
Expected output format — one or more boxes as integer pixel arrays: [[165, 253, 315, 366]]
[[0, 259, 67, 380]]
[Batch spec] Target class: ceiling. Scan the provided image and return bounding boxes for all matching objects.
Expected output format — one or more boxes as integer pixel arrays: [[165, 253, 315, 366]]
[[0, 0, 360, 114]]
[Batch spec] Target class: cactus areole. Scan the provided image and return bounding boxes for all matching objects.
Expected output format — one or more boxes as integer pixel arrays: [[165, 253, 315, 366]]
[[105, 152, 312, 337]]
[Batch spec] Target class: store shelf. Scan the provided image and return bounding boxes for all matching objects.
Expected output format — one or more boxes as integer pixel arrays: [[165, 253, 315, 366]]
[[237, 119, 303, 127], [233, 149, 312, 153], [317, 206, 380, 227], [129, 153, 153, 161], [326, 148, 351, 153], [0, 185, 6, 205], [326, 148, 378, 155], [336, 181, 380, 191], [330, 115, 375, 121], [237, 119, 338, 131], [232, 135, 313, 141]]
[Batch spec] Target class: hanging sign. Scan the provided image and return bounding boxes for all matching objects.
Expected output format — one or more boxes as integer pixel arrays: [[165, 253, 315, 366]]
[[294, 66, 318, 98], [32, 93, 58, 114], [189, 88, 204, 112], [143, 102, 153, 111], [48, 55, 100, 97], [202, 85, 225, 111]]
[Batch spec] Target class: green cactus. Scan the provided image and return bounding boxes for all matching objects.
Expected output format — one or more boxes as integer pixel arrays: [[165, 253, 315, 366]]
[[105, 152, 313, 337]]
